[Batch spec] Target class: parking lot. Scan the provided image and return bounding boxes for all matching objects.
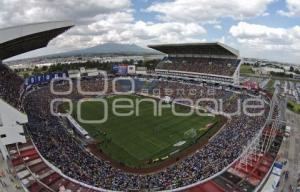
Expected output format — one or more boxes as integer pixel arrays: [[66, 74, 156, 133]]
[[276, 110, 300, 192]]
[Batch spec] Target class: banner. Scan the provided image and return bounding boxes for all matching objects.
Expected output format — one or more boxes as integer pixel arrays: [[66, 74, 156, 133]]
[[25, 72, 68, 86]]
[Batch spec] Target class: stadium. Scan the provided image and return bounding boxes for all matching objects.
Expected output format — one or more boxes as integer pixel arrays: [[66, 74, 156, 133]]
[[0, 22, 286, 192]]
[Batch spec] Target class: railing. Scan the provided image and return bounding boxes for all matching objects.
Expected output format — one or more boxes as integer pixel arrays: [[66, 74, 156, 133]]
[[171, 93, 273, 192], [15, 142, 55, 192]]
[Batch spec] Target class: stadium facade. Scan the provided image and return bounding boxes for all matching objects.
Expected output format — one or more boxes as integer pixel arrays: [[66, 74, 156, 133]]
[[0, 21, 74, 159], [149, 42, 242, 85]]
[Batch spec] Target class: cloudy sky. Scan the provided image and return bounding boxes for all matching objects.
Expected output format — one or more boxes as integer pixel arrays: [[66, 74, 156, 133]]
[[1, 0, 299, 63]]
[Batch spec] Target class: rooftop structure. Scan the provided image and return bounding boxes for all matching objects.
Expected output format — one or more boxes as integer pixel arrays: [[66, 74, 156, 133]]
[[0, 21, 74, 61], [149, 42, 239, 58]]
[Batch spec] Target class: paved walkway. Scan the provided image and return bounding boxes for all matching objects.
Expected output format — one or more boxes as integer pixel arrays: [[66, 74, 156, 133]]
[[0, 154, 24, 192]]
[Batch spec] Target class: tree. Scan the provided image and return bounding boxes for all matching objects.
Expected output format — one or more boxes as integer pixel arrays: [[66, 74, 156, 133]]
[[23, 72, 30, 78], [32, 66, 40, 75], [290, 66, 294, 72], [41, 65, 48, 71]]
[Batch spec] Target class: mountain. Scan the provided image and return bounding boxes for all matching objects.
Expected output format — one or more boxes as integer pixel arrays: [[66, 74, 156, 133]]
[[51, 43, 162, 57]]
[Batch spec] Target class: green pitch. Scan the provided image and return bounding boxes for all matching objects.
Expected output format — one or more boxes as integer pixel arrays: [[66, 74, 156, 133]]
[[68, 95, 222, 168]]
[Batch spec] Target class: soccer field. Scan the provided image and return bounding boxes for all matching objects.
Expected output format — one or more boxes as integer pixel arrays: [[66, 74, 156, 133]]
[[69, 95, 222, 168]]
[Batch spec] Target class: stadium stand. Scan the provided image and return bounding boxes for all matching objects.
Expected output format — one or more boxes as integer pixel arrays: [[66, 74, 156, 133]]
[[149, 43, 242, 85], [157, 57, 240, 76], [21, 77, 270, 191], [188, 97, 284, 192], [8, 139, 98, 192], [0, 64, 23, 109], [0, 21, 283, 191], [0, 21, 74, 109], [0, 65, 285, 191], [0, 21, 74, 191]]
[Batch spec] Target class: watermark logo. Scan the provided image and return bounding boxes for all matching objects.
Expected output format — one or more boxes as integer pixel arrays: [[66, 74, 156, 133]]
[[50, 76, 266, 124]]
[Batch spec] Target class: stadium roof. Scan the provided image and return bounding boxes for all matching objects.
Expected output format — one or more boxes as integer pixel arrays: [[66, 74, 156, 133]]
[[0, 21, 74, 60], [148, 42, 239, 57]]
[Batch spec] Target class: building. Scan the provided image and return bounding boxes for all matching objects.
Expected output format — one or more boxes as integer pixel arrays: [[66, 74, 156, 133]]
[[149, 42, 242, 85], [253, 67, 285, 75], [294, 73, 300, 80], [127, 65, 136, 74], [86, 68, 99, 77], [68, 69, 81, 79], [136, 67, 147, 75]]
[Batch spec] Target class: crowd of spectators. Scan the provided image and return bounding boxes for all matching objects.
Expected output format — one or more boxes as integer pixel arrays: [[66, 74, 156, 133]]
[[0, 64, 23, 109], [22, 77, 270, 191], [156, 57, 240, 76]]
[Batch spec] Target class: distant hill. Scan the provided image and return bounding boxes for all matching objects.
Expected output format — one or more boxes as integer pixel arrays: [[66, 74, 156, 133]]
[[51, 43, 162, 57]]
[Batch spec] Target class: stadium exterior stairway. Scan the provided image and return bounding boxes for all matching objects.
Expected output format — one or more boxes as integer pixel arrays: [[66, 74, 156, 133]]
[[188, 180, 225, 192]]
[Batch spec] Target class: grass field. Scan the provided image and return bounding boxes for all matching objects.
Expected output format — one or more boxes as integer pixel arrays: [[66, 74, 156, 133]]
[[66, 95, 221, 168], [240, 64, 255, 75], [287, 100, 300, 114], [265, 79, 275, 93]]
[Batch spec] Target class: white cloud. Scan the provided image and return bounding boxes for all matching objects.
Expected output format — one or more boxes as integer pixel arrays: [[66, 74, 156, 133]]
[[278, 0, 300, 17], [262, 12, 270, 16], [230, 22, 300, 63], [214, 25, 223, 30], [0, 0, 132, 27], [147, 0, 274, 23], [0, 0, 207, 52], [52, 18, 206, 48], [49, 11, 207, 50], [218, 36, 226, 43]]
